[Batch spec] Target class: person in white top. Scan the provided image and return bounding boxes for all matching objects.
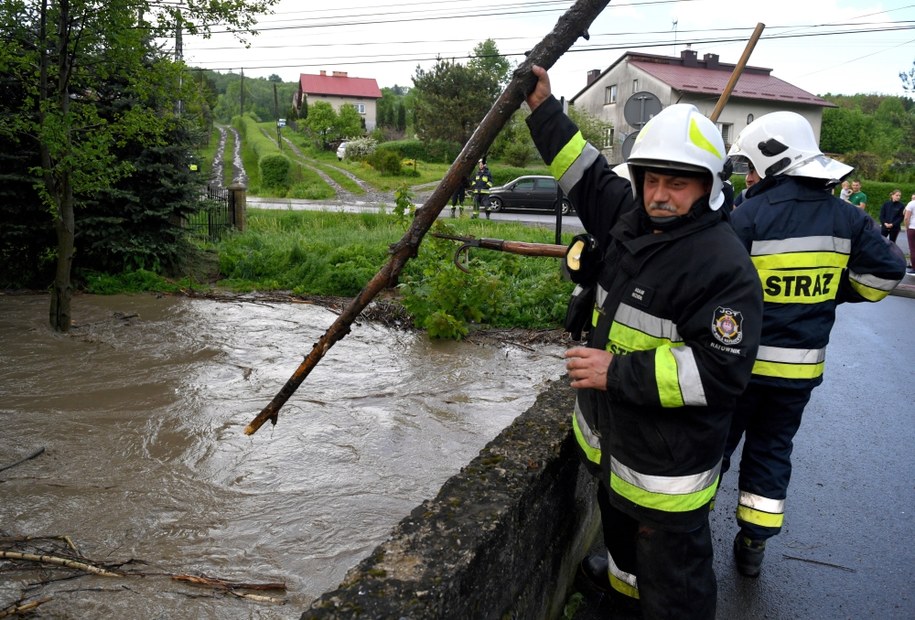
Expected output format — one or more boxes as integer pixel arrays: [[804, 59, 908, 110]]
[[905, 193, 915, 273]]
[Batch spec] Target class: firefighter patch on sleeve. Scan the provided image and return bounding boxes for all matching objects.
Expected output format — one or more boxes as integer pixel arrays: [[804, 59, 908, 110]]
[[712, 307, 743, 345]]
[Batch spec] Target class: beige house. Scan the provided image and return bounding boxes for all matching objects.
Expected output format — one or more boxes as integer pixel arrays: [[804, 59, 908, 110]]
[[570, 49, 834, 165], [294, 70, 382, 131]]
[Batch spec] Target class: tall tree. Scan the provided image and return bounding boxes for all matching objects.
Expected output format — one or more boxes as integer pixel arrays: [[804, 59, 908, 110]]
[[0, 0, 277, 332], [468, 38, 512, 88], [412, 58, 500, 144]]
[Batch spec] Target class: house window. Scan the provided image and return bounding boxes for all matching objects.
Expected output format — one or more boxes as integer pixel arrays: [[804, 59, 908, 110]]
[[355, 103, 366, 114], [747, 113, 754, 124], [605, 84, 617, 104], [718, 123, 732, 147], [633, 79, 639, 92], [604, 127, 615, 148]]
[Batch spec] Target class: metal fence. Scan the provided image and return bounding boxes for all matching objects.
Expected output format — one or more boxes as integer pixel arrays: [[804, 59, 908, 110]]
[[186, 185, 234, 242]]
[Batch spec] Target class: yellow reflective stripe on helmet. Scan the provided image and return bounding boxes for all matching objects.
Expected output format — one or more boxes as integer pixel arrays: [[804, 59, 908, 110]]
[[572, 398, 601, 466], [753, 345, 825, 378], [737, 490, 785, 529], [549, 131, 588, 184], [608, 552, 640, 600], [689, 117, 723, 159], [848, 270, 897, 301], [610, 456, 720, 513]]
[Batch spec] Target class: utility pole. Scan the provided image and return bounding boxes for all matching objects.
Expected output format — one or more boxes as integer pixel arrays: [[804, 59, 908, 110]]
[[274, 82, 282, 150], [175, 14, 183, 116]]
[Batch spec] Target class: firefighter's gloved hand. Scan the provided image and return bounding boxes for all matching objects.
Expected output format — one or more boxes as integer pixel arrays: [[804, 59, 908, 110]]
[[565, 284, 595, 341]]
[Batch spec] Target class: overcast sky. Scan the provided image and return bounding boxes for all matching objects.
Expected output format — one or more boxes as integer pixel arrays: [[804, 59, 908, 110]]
[[179, 0, 915, 100]]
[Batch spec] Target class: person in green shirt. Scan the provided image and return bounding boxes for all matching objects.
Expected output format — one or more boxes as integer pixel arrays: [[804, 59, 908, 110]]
[[848, 180, 867, 210]]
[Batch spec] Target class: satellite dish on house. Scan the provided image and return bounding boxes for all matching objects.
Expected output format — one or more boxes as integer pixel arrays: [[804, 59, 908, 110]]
[[623, 91, 662, 128], [621, 132, 639, 160]]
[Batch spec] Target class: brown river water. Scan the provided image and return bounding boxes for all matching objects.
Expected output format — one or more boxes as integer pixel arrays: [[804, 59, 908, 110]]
[[0, 293, 566, 618]]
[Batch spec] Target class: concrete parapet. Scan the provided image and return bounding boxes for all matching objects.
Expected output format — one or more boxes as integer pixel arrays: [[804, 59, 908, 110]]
[[301, 380, 598, 620]]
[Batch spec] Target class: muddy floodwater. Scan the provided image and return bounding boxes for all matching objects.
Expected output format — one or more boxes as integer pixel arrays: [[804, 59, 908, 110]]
[[0, 293, 566, 618]]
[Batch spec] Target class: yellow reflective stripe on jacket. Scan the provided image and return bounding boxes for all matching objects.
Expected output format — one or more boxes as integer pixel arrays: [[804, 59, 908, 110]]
[[608, 552, 640, 600], [736, 491, 785, 528], [549, 131, 599, 193], [848, 270, 897, 301], [750, 237, 851, 304], [609, 456, 720, 513], [608, 303, 681, 353], [655, 345, 707, 407], [571, 397, 601, 466], [752, 345, 826, 379]]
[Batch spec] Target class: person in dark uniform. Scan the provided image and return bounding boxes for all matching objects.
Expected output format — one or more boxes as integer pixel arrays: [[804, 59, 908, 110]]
[[526, 65, 763, 619], [471, 159, 492, 219], [724, 111, 906, 578]]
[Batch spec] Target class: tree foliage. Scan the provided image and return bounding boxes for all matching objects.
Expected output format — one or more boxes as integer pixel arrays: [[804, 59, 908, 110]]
[[411, 41, 505, 145], [0, 0, 278, 331]]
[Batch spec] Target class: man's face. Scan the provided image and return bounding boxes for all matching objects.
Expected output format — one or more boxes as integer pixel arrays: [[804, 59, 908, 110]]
[[852, 182, 861, 192], [746, 163, 760, 188], [642, 170, 711, 218]]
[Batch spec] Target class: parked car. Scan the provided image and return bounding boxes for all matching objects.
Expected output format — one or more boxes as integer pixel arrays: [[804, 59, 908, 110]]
[[486, 175, 573, 214], [336, 142, 348, 160]]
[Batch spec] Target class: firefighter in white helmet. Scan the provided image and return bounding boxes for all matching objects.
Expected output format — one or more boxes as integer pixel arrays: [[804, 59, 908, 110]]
[[724, 111, 906, 577], [526, 65, 762, 619]]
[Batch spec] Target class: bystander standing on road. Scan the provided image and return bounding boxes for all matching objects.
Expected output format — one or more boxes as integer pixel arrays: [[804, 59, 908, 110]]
[[848, 180, 867, 210], [905, 193, 915, 273], [879, 189, 905, 243]]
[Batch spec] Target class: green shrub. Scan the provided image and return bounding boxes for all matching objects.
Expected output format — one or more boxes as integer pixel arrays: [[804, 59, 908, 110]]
[[369, 149, 403, 175], [259, 154, 291, 189], [503, 141, 534, 167]]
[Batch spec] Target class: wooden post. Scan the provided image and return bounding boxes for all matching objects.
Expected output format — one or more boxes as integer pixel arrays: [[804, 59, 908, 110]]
[[228, 183, 246, 232]]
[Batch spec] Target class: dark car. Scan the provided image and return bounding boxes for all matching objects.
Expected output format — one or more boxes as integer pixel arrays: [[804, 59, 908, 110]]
[[487, 175, 573, 214]]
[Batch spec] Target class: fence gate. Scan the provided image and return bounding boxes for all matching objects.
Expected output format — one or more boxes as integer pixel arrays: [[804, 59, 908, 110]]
[[187, 185, 235, 242]]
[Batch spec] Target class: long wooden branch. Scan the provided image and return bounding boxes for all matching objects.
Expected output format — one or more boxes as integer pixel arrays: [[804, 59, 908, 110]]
[[244, 0, 612, 435]]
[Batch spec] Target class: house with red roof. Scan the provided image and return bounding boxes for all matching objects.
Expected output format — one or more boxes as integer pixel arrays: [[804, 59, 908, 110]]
[[570, 49, 835, 164], [294, 70, 383, 132]]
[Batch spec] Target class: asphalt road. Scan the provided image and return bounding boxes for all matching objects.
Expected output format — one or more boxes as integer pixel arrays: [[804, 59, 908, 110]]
[[574, 292, 915, 619]]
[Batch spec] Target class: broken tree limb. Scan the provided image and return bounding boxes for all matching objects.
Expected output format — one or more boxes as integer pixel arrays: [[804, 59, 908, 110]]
[[0, 598, 52, 619], [0, 551, 121, 577], [0, 446, 45, 474], [243, 0, 613, 436]]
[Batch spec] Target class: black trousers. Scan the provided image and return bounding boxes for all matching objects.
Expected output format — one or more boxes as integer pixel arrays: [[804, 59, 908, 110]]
[[598, 483, 716, 620], [722, 381, 813, 540]]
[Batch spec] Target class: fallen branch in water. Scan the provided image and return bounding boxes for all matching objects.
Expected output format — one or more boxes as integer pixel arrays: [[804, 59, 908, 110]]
[[170, 573, 286, 592], [0, 597, 52, 619], [0, 551, 121, 577], [0, 447, 45, 474]]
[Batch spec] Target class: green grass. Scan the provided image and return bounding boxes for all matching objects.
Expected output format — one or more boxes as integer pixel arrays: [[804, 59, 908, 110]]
[[214, 209, 575, 337]]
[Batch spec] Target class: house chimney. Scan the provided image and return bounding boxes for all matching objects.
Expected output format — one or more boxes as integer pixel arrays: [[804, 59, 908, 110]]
[[680, 48, 698, 67], [703, 53, 720, 70], [320, 70, 326, 76], [332, 71, 348, 77], [587, 69, 601, 85]]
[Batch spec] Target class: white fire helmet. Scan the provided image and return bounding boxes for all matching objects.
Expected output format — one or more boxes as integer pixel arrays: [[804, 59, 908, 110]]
[[728, 111, 852, 182], [627, 103, 727, 211]]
